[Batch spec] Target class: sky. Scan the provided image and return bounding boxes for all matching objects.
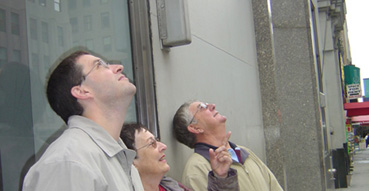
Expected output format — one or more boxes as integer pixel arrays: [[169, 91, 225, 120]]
[[345, 0, 369, 95]]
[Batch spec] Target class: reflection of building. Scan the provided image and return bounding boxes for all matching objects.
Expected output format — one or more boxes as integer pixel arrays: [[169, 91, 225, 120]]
[[25, 0, 136, 130], [18, 0, 136, 139], [0, 0, 28, 68], [0, 1, 34, 190], [0, 1, 136, 190]]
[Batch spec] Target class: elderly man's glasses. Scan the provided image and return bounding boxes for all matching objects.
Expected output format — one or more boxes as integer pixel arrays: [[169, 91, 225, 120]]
[[136, 137, 160, 150], [189, 102, 208, 125], [82, 59, 110, 81]]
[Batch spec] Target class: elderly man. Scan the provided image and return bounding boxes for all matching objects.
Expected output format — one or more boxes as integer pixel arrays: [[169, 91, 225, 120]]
[[22, 50, 143, 191], [173, 101, 283, 191]]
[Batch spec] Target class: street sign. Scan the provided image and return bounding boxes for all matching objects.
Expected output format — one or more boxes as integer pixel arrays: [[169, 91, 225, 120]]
[[347, 84, 362, 99]]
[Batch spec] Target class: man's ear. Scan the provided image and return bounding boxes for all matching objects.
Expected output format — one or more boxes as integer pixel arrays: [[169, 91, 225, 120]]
[[187, 124, 204, 134], [71, 85, 91, 100]]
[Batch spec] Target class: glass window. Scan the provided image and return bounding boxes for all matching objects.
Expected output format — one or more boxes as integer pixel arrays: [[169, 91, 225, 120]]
[[70, 17, 78, 33], [83, 15, 92, 32], [12, 49, 21, 63], [54, 0, 61, 12], [41, 21, 49, 43], [0, 9, 5, 32], [57, 26, 64, 46], [31, 53, 39, 67], [11, 12, 20, 35], [30, 18, 37, 40], [101, 12, 110, 28], [0, 1, 144, 190], [0, 47, 7, 67], [0, 1, 161, 190], [103, 36, 112, 51], [43, 55, 50, 73], [39, 0, 46, 7], [68, 0, 77, 10]]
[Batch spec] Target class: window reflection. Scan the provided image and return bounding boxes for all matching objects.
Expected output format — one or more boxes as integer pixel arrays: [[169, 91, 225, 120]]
[[57, 26, 64, 46], [70, 17, 78, 33], [29, 18, 37, 40], [13, 50, 21, 63], [54, 0, 61, 12], [11, 12, 20, 35], [68, 0, 76, 10], [83, 15, 92, 32], [0, 9, 5, 32], [0, 0, 136, 190], [101, 12, 110, 28], [41, 22, 49, 43], [0, 48, 6, 67]]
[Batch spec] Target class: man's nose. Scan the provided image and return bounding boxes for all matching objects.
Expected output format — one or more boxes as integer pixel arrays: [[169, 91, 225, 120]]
[[208, 103, 215, 110], [112, 64, 123, 73]]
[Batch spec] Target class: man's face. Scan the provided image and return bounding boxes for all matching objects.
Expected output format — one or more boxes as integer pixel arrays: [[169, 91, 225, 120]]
[[188, 101, 227, 131], [133, 129, 170, 177], [76, 54, 136, 101]]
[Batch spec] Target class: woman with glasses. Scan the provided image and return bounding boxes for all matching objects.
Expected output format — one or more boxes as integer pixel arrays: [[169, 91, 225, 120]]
[[120, 124, 239, 191]]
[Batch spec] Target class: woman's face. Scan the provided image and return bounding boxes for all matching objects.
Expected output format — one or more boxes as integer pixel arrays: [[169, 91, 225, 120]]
[[133, 129, 170, 177]]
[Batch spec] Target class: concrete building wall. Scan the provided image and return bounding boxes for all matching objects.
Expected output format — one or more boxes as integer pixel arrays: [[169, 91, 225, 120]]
[[252, 0, 340, 190], [147, 0, 267, 181], [318, 1, 347, 151]]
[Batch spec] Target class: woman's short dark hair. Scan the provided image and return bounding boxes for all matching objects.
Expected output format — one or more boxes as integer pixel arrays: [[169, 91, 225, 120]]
[[121, 123, 147, 151], [46, 50, 90, 123], [172, 101, 197, 148]]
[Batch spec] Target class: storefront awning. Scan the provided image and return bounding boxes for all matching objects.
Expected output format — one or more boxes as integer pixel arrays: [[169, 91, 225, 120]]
[[351, 115, 369, 125], [344, 102, 369, 117]]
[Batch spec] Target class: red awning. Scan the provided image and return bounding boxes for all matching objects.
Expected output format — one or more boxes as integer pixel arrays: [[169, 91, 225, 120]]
[[351, 115, 369, 125], [344, 102, 369, 117]]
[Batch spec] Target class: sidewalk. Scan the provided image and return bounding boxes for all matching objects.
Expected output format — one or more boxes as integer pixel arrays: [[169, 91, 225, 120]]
[[337, 147, 369, 191]]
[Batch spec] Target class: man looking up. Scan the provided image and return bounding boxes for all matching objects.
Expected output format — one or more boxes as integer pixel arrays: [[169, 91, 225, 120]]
[[173, 100, 283, 191], [22, 50, 143, 191]]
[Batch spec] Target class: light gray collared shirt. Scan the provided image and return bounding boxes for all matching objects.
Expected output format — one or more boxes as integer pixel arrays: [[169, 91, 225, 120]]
[[23, 115, 144, 191]]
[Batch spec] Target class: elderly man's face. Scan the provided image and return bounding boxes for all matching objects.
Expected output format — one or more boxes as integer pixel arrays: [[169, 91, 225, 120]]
[[188, 101, 227, 130]]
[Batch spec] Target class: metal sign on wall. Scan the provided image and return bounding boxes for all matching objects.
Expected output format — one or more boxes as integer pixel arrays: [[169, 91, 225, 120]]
[[346, 84, 362, 99]]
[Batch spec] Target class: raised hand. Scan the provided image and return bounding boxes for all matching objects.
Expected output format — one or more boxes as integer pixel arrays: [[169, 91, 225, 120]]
[[209, 131, 232, 178]]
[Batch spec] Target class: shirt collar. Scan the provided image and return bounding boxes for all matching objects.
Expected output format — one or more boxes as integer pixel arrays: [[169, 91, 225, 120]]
[[67, 115, 135, 158], [194, 141, 249, 163]]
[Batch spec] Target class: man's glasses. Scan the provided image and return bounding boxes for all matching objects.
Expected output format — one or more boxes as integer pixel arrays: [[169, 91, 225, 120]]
[[82, 59, 110, 81], [188, 102, 208, 125], [136, 137, 160, 150]]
